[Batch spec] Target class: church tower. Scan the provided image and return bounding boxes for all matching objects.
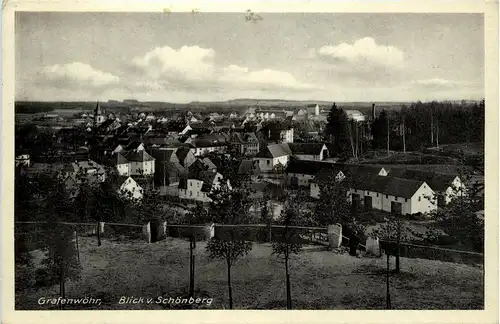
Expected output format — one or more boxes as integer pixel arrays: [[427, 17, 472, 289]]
[[94, 101, 106, 126]]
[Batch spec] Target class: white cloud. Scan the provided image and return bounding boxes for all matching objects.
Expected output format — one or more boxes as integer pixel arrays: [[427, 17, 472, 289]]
[[131, 45, 216, 82], [312, 37, 405, 69], [41, 62, 120, 88], [410, 78, 461, 88], [130, 45, 314, 92], [219, 65, 316, 91]]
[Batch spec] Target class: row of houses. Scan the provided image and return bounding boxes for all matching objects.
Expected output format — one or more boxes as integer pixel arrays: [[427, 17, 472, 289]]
[[284, 158, 465, 216]]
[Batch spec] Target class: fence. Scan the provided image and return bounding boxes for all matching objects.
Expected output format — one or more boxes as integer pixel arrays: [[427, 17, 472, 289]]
[[15, 221, 483, 265], [379, 240, 483, 265]]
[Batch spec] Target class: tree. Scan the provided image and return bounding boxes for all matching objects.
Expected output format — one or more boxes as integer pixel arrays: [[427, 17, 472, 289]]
[[271, 189, 312, 309], [205, 180, 253, 309], [371, 110, 388, 150], [427, 152, 484, 252], [314, 172, 352, 226], [324, 103, 350, 155], [38, 174, 81, 303], [369, 216, 413, 273]]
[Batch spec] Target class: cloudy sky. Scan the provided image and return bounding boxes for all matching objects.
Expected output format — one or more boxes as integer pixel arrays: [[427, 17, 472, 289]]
[[16, 12, 484, 103]]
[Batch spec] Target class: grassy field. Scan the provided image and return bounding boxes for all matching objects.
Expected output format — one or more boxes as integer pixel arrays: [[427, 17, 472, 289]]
[[17, 237, 483, 310]]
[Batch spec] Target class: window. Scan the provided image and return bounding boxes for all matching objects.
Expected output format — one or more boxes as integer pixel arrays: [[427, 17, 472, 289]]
[[386, 194, 388, 198], [376, 193, 379, 197], [190, 182, 192, 187], [189, 191, 192, 196], [405, 198, 408, 202], [418, 196, 421, 201], [267, 160, 270, 165]]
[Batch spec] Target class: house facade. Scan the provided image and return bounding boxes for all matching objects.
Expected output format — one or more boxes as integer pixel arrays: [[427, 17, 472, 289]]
[[178, 171, 225, 202], [347, 176, 437, 215], [230, 132, 260, 156], [254, 143, 292, 172], [124, 150, 156, 176]]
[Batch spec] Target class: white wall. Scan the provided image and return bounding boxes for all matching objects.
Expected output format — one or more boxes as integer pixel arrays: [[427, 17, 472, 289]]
[[347, 189, 414, 215], [281, 129, 294, 143], [294, 154, 320, 161], [179, 179, 211, 202], [273, 155, 289, 167], [255, 158, 273, 172], [116, 163, 130, 176], [410, 183, 437, 214], [444, 177, 466, 204], [119, 178, 143, 200]]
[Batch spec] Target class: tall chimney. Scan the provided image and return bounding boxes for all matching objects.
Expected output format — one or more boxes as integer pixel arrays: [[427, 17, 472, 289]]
[[372, 103, 376, 120]]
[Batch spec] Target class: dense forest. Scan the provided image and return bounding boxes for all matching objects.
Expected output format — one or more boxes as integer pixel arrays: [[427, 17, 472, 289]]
[[322, 100, 484, 159]]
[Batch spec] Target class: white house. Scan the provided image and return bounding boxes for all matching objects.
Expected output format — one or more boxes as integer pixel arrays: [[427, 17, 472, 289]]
[[124, 150, 156, 176], [254, 143, 292, 172], [178, 171, 226, 202], [104, 152, 130, 176], [190, 136, 228, 157], [115, 176, 144, 201], [347, 175, 437, 215], [280, 128, 294, 143], [345, 110, 366, 122], [387, 169, 466, 206]]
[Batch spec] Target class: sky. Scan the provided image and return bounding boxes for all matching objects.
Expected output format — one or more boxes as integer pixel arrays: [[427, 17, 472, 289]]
[[16, 12, 484, 103]]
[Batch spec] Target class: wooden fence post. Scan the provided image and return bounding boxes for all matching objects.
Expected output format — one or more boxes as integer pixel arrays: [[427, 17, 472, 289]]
[[143, 222, 151, 243], [163, 221, 168, 239]]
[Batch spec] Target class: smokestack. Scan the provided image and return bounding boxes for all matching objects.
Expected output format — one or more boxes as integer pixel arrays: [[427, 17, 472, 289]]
[[372, 103, 376, 120]]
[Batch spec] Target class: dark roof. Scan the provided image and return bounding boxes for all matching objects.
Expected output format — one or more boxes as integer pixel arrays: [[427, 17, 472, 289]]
[[150, 148, 177, 162], [231, 132, 259, 144], [255, 143, 291, 158], [191, 135, 227, 148], [285, 158, 341, 175], [145, 137, 182, 147], [351, 175, 427, 199], [238, 159, 260, 175], [126, 141, 144, 151], [387, 169, 457, 192], [288, 143, 326, 155], [124, 150, 155, 162], [103, 152, 129, 166], [311, 163, 386, 183], [201, 157, 217, 170], [175, 146, 193, 163]]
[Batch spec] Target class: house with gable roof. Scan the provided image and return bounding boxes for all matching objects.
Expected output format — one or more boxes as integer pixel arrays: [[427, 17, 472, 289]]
[[347, 175, 437, 215], [124, 150, 156, 176], [178, 170, 227, 202], [387, 169, 466, 206], [253, 143, 292, 172]]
